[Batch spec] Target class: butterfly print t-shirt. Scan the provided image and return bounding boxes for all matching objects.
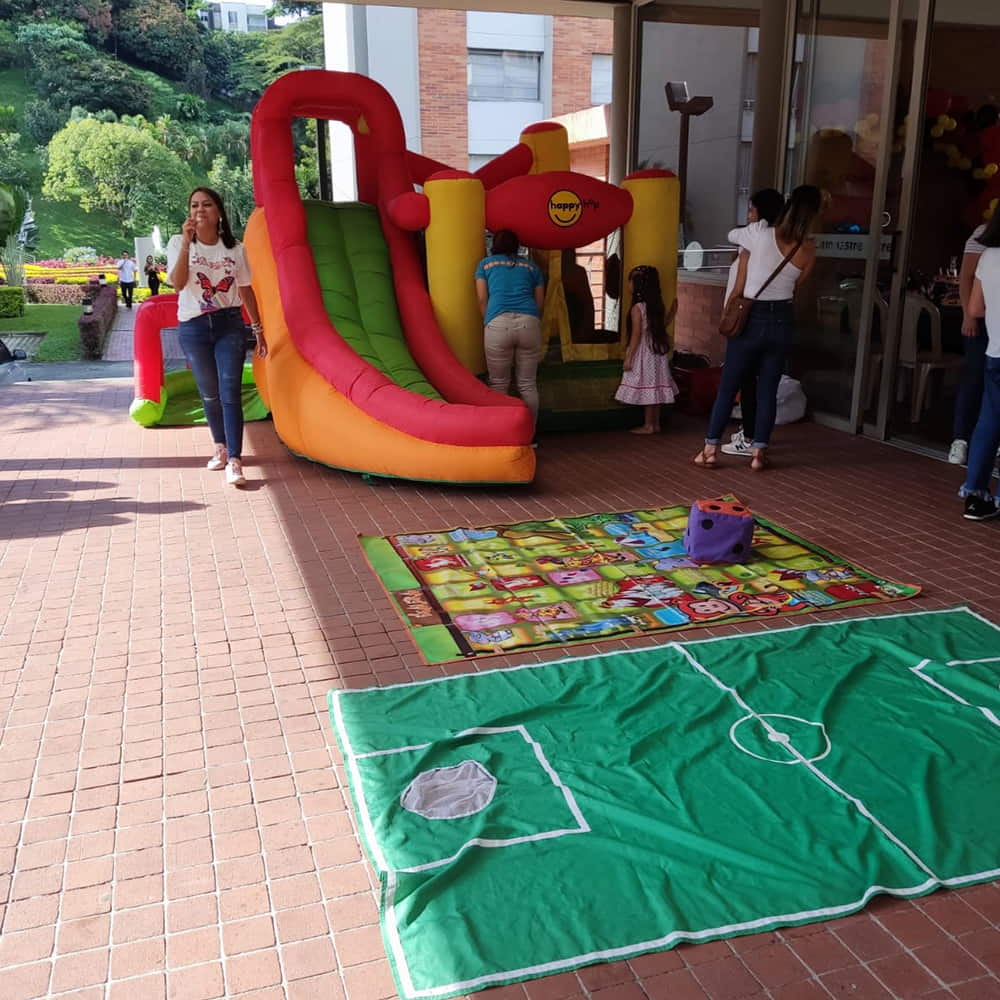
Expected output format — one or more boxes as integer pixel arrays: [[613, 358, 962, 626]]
[[166, 235, 253, 323]]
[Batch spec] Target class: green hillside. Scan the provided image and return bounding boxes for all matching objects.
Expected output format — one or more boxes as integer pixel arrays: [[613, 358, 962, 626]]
[[0, 67, 211, 258]]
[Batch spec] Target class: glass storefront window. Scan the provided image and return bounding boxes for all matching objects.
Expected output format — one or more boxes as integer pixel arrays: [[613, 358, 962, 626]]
[[784, 0, 894, 423]]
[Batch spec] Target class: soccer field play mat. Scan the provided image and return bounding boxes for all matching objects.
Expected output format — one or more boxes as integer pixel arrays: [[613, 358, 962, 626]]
[[330, 607, 1000, 1000], [360, 499, 920, 664]]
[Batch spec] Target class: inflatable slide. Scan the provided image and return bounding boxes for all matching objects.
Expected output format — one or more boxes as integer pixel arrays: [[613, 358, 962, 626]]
[[245, 72, 538, 484], [129, 293, 268, 428]]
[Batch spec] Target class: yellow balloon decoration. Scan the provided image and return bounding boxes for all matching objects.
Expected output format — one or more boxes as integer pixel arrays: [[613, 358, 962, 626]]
[[986, 162, 999, 178], [930, 125, 944, 138]]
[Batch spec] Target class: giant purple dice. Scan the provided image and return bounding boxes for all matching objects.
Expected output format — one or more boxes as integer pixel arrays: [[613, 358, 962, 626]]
[[683, 498, 754, 564]]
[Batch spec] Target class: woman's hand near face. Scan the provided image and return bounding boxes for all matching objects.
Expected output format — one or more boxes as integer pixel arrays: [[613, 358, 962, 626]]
[[181, 217, 196, 244]]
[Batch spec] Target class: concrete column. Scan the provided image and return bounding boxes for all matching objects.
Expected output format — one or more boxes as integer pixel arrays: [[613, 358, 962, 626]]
[[609, 5, 633, 185], [750, 0, 794, 192], [322, 3, 363, 202]]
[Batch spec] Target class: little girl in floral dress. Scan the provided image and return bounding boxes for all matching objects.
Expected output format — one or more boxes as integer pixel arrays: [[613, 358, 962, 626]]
[[615, 265, 678, 433]]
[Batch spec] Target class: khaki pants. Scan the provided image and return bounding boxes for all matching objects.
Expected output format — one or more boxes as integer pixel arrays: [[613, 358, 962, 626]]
[[484, 312, 542, 420]]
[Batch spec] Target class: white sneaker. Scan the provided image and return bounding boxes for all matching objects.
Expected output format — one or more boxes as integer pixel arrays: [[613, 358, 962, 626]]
[[225, 459, 246, 487], [207, 446, 227, 471], [948, 439, 968, 465], [721, 428, 752, 457]]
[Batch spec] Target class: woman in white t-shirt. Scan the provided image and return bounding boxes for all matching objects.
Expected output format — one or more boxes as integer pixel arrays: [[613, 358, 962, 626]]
[[959, 210, 1000, 521], [719, 187, 785, 457], [167, 187, 265, 487], [949, 223, 989, 464], [695, 185, 821, 471]]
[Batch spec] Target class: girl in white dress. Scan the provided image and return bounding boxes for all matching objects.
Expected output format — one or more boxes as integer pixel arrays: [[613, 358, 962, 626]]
[[615, 265, 678, 434]]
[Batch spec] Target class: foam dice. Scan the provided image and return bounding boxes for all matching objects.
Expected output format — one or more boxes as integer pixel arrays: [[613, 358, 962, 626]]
[[683, 498, 754, 564]]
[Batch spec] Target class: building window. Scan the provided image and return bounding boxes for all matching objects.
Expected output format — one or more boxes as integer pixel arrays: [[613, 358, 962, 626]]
[[247, 13, 266, 31], [227, 10, 239, 28], [468, 50, 541, 102], [591, 54, 613, 106]]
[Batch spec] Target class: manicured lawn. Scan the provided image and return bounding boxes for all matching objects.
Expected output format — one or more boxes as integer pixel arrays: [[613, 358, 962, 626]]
[[0, 304, 83, 361]]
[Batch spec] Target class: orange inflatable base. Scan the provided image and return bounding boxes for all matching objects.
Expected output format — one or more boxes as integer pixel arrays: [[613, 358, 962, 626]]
[[247, 214, 536, 486]]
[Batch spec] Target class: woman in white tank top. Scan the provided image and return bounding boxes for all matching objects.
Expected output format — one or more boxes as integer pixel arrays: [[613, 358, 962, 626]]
[[695, 185, 822, 471]]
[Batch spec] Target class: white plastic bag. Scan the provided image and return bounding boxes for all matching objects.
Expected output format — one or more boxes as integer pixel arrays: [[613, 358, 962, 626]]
[[732, 375, 806, 425]]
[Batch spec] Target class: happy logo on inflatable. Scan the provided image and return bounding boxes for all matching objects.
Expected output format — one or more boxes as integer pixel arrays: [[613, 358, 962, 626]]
[[548, 189, 587, 228]]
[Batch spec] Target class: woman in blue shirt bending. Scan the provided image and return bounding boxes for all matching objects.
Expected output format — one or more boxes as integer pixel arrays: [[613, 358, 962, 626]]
[[475, 229, 546, 426]]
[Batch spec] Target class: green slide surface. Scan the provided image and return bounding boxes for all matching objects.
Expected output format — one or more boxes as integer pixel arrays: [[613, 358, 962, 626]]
[[304, 200, 441, 400]]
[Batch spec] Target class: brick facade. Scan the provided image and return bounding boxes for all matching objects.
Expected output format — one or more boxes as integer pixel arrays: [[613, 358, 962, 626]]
[[675, 277, 727, 366], [551, 17, 613, 118], [417, 9, 469, 169]]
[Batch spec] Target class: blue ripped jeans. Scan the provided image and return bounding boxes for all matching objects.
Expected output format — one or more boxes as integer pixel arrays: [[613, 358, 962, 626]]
[[707, 300, 794, 448], [178, 307, 246, 459]]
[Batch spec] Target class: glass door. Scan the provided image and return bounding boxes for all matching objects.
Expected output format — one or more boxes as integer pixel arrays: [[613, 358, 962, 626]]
[[880, 0, 1000, 455], [783, 0, 903, 429]]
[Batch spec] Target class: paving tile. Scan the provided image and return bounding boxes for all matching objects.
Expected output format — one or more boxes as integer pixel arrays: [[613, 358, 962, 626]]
[[225, 949, 283, 994], [819, 964, 895, 998]]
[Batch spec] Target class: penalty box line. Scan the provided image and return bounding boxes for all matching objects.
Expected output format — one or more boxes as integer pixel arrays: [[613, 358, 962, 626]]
[[669, 643, 940, 883]]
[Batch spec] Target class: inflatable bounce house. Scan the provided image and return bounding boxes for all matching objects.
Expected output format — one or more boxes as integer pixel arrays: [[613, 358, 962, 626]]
[[132, 70, 678, 485]]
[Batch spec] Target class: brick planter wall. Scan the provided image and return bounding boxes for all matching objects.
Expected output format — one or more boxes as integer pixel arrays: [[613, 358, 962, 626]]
[[78, 282, 118, 360]]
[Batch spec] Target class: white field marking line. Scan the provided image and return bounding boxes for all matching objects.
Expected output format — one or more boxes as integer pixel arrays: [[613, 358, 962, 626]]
[[384, 867, 418, 1000], [330, 605, 988, 699], [911, 656, 1000, 729], [672, 643, 940, 882], [331, 689, 390, 873], [728, 713, 832, 764], [334, 723, 590, 874], [385, 877, 947, 1000]]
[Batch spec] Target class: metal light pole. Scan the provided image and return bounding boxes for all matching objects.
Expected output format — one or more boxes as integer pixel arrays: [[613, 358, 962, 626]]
[[665, 82, 714, 243]]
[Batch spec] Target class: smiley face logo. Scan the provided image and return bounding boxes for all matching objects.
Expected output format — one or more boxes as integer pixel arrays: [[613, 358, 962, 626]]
[[548, 189, 582, 227]]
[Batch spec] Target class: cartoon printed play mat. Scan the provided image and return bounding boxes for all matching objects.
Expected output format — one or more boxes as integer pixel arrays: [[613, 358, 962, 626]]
[[359, 497, 921, 664]]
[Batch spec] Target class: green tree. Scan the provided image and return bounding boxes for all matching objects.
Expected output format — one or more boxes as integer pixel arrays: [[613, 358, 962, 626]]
[[16, 22, 154, 119], [266, 2, 321, 16], [116, 0, 204, 80], [205, 116, 250, 168], [258, 15, 323, 80], [0, 184, 26, 247], [43, 117, 193, 234], [208, 154, 254, 230], [0, 133, 32, 189], [24, 99, 66, 146], [174, 93, 206, 122], [202, 30, 262, 104]]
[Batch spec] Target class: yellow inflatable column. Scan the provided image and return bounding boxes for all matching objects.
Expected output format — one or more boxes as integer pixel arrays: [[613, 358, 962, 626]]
[[621, 170, 679, 349], [518, 124, 576, 361], [424, 172, 487, 375], [519, 122, 570, 173]]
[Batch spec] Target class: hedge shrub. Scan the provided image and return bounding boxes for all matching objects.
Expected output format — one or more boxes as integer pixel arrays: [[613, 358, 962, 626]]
[[0, 285, 26, 318], [26, 284, 88, 305], [78, 283, 117, 359]]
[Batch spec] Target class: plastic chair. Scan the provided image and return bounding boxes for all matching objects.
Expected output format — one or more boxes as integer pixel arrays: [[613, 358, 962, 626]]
[[861, 292, 889, 411], [897, 292, 963, 422]]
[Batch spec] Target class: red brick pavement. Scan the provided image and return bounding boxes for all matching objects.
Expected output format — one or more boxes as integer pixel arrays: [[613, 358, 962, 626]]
[[1, 376, 999, 1000]]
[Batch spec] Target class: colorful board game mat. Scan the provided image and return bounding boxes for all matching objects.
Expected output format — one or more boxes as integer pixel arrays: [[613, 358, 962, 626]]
[[359, 498, 921, 664]]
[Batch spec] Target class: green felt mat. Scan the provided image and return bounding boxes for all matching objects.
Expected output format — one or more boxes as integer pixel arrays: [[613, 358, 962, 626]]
[[330, 607, 1000, 1000]]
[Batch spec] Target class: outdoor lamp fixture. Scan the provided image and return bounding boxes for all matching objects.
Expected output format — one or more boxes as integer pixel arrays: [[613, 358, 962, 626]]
[[665, 82, 714, 242], [82, 296, 93, 314], [98, 275, 107, 286]]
